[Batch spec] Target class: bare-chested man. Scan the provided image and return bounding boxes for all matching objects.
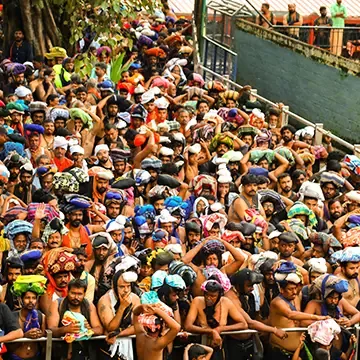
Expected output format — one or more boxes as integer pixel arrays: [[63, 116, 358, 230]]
[[337, 259, 360, 309], [134, 304, 181, 360], [97, 270, 140, 358], [184, 279, 248, 360], [269, 276, 327, 359], [229, 174, 266, 223]]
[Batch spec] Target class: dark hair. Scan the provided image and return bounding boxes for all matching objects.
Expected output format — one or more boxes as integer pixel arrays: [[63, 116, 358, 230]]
[[257, 175, 270, 185], [68, 278, 87, 292], [280, 125, 296, 135], [95, 62, 108, 71], [241, 174, 258, 185], [33, 55, 44, 63], [327, 151, 344, 163], [73, 247, 87, 258], [46, 94, 59, 105], [291, 169, 306, 180], [319, 6, 326, 11], [326, 160, 341, 173], [277, 172, 291, 181], [196, 99, 208, 110], [262, 3, 270, 9], [104, 123, 117, 131], [76, 86, 87, 94], [188, 345, 208, 360], [328, 198, 342, 208]]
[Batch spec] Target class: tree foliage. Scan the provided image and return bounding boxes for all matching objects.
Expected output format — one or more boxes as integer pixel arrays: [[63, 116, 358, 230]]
[[3, 0, 160, 55]]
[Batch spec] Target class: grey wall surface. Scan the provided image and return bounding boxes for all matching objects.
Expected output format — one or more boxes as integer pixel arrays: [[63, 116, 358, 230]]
[[233, 28, 360, 143]]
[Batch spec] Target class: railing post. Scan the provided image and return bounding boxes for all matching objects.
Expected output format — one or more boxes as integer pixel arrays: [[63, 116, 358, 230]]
[[249, 89, 258, 102], [314, 123, 324, 145], [354, 145, 360, 157], [281, 105, 290, 126], [45, 329, 52, 360], [355, 325, 359, 360]]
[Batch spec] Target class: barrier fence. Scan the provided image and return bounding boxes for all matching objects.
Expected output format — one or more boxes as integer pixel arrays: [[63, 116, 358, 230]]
[[191, 16, 360, 157], [4, 327, 359, 359]]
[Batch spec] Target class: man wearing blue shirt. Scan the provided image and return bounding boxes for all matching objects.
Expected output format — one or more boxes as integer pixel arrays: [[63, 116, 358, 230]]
[[330, 0, 347, 55]]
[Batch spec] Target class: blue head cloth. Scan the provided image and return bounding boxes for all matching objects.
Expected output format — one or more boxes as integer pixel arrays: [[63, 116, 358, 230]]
[[141, 291, 161, 304], [20, 250, 42, 263], [151, 270, 167, 289], [134, 215, 147, 226], [248, 167, 269, 177], [276, 261, 297, 274], [165, 274, 186, 290], [152, 229, 167, 242]]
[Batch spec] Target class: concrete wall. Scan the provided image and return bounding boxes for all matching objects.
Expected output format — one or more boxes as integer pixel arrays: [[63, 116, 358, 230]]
[[233, 20, 360, 143]]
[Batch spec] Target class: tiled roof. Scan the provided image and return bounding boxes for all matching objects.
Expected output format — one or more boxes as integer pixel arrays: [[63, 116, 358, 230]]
[[169, 0, 360, 17]]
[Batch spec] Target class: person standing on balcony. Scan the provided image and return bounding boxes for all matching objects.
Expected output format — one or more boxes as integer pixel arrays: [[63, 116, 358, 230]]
[[314, 7, 333, 49], [256, 3, 275, 29], [283, 4, 303, 40], [330, 0, 347, 56]]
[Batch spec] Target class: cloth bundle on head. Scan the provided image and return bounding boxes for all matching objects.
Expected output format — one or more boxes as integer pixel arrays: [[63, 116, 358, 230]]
[[274, 147, 295, 167], [309, 232, 342, 257], [90, 232, 116, 254], [249, 109, 265, 128], [94, 144, 109, 157], [189, 175, 217, 197], [221, 230, 245, 244], [5, 220, 32, 242], [0, 163, 10, 184], [141, 158, 162, 171], [298, 181, 325, 202], [259, 189, 286, 213], [201, 214, 227, 237], [53, 172, 79, 193], [312, 274, 348, 299], [106, 215, 127, 233], [27, 203, 60, 223], [53, 136, 68, 150], [202, 240, 226, 256], [88, 166, 113, 181], [156, 209, 177, 225], [331, 247, 360, 263], [226, 108, 245, 126], [342, 227, 360, 248], [146, 249, 174, 267], [203, 266, 231, 292], [12, 275, 47, 297], [49, 108, 70, 122], [207, 80, 225, 93], [6, 101, 26, 114], [42, 218, 68, 243], [274, 261, 301, 285], [249, 149, 275, 165], [14, 86, 32, 98], [308, 319, 341, 346], [343, 155, 360, 175], [255, 129, 272, 147], [307, 258, 328, 275], [192, 124, 215, 143], [69, 108, 93, 130], [346, 191, 360, 204], [164, 196, 188, 218], [287, 201, 318, 228], [287, 219, 308, 242], [320, 171, 345, 188], [168, 261, 197, 287], [209, 133, 234, 153], [252, 251, 278, 272]]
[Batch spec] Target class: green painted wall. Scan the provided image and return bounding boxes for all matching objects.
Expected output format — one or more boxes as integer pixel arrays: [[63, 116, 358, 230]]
[[233, 25, 360, 143]]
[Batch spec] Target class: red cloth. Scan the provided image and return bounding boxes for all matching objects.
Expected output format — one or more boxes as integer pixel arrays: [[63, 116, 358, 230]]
[[62, 224, 93, 259], [52, 157, 73, 172]]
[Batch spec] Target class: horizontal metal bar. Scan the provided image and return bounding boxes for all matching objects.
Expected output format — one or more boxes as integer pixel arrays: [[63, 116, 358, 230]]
[[273, 25, 360, 30], [203, 36, 238, 56], [5, 337, 48, 343]]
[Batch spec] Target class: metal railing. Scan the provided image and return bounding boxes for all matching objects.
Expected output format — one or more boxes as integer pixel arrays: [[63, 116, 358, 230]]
[[271, 25, 360, 58], [191, 15, 360, 156], [4, 327, 359, 359]]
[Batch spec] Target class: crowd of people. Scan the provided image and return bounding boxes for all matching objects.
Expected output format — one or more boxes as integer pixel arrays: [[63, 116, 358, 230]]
[[256, 0, 352, 57], [0, 1, 359, 360]]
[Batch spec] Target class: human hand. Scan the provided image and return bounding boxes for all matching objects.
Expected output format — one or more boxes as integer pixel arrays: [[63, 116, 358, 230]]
[[24, 328, 42, 339], [211, 330, 222, 348], [84, 319, 92, 331], [184, 343, 194, 352], [35, 203, 47, 220], [336, 317, 351, 327], [129, 240, 139, 255], [323, 134, 332, 145], [297, 332, 306, 349], [273, 327, 288, 340], [242, 85, 252, 92], [65, 321, 81, 333]]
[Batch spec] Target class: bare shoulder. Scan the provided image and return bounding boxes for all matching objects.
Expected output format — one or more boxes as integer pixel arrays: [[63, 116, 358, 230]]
[[97, 292, 110, 309]]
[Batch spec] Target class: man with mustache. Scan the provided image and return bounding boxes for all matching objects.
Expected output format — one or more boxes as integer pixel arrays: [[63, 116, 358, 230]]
[[48, 278, 103, 360], [229, 174, 266, 222], [8, 275, 46, 360], [328, 199, 345, 225]]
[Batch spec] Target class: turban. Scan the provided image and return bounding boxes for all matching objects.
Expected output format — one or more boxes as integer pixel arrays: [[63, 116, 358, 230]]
[[203, 266, 231, 292], [53, 136, 68, 150], [11, 63, 26, 75], [117, 82, 135, 94], [69, 108, 93, 130], [274, 262, 301, 284], [189, 175, 217, 197], [43, 247, 77, 275], [145, 47, 167, 58], [88, 166, 113, 180], [209, 133, 234, 153], [307, 258, 327, 275], [69, 145, 84, 155], [14, 86, 32, 98], [312, 274, 348, 299], [168, 261, 197, 287], [96, 46, 111, 57], [50, 108, 70, 121], [287, 201, 318, 228], [53, 172, 79, 193], [24, 124, 44, 136], [12, 275, 47, 297], [94, 144, 109, 156], [320, 171, 345, 188], [42, 218, 69, 243], [5, 220, 33, 241], [331, 247, 360, 263]]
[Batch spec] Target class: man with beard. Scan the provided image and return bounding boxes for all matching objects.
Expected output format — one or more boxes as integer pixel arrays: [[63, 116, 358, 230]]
[[227, 152, 244, 182], [24, 126, 51, 168], [238, 222, 258, 254], [0, 256, 24, 310], [225, 269, 286, 359], [8, 275, 46, 360], [141, 158, 162, 193], [101, 95, 121, 127], [4, 153, 26, 193], [337, 256, 360, 309], [291, 170, 307, 193], [48, 279, 103, 360], [229, 174, 265, 222], [269, 265, 326, 359], [39, 248, 78, 316], [88, 167, 113, 204], [52, 136, 73, 172], [278, 125, 309, 152], [277, 173, 297, 201], [86, 233, 116, 304], [3, 64, 27, 97], [303, 274, 360, 327], [62, 204, 93, 259], [185, 221, 202, 250], [283, 3, 303, 39], [14, 163, 35, 204], [94, 144, 113, 171], [110, 149, 130, 179], [278, 232, 305, 267], [41, 119, 55, 153], [256, 3, 275, 29], [185, 279, 248, 359], [150, 194, 166, 216], [72, 247, 96, 303], [97, 270, 140, 358], [6, 29, 33, 63], [327, 199, 345, 225]]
